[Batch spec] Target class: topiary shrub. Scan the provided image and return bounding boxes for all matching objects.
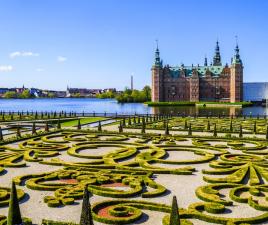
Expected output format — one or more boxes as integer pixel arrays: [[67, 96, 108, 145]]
[[7, 182, 23, 225]]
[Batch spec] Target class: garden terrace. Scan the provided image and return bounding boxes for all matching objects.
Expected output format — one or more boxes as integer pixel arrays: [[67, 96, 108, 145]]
[[1, 116, 268, 224]]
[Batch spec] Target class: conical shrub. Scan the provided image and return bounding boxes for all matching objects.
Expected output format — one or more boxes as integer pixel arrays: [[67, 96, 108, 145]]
[[239, 124, 243, 138], [98, 121, 102, 132], [213, 124, 217, 137], [169, 196, 180, 225], [0, 126, 3, 141], [165, 122, 169, 135], [118, 122, 123, 133], [77, 119, 81, 130], [207, 120, 210, 131], [45, 121, 49, 132], [80, 185, 94, 225], [57, 119, 61, 129], [141, 122, 146, 134], [16, 128, 21, 138], [7, 182, 23, 225], [32, 122, 36, 135], [253, 120, 257, 133], [188, 123, 192, 136]]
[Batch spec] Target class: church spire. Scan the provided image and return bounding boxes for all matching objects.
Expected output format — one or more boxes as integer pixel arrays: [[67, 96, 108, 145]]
[[154, 39, 162, 67], [213, 40, 222, 66]]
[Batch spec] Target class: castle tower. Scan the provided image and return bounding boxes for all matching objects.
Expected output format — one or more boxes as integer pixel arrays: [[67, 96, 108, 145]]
[[213, 41, 222, 66], [151, 41, 163, 102], [230, 43, 243, 102]]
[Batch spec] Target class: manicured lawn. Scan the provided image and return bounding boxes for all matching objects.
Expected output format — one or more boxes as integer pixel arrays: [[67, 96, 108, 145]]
[[60, 117, 106, 127]]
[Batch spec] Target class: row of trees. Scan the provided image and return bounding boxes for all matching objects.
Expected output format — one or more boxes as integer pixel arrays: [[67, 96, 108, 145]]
[[116, 86, 151, 103], [3, 90, 35, 99], [96, 86, 151, 103]]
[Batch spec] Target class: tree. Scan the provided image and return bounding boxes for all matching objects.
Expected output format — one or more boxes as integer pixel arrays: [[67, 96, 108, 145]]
[[57, 119, 61, 129], [184, 120, 188, 129], [141, 122, 146, 134], [169, 196, 180, 225], [128, 117, 132, 126], [45, 121, 49, 132], [0, 126, 3, 141], [188, 123, 192, 136], [253, 120, 257, 133], [98, 121, 102, 132], [3, 91, 17, 99], [77, 119, 81, 130], [142, 85, 151, 101], [16, 128, 21, 138], [20, 90, 32, 99], [230, 120, 233, 132], [80, 185, 94, 225], [213, 124, 217, 137], [32, 122, 36, 135], [122, 118, 126, 126], [165, 121, 169, 135], [7, 182, 23, 225], [118, 122, 123, 133], [239, 124, 243, 138], [266, 126, 268, 140], [207, 120, 210, 131]]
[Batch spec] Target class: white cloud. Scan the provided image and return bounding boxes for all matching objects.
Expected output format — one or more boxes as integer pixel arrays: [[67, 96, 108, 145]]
[[0, 65, 13, 72], [9, 51, 40, 58], [57, 56, 67, 62]]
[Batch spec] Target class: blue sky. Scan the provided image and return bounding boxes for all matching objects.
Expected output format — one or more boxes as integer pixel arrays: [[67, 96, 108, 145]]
[[0, 0, 267, 90]]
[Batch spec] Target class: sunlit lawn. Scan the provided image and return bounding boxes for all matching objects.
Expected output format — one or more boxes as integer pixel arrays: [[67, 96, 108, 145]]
[[60, 117, 106, 127]]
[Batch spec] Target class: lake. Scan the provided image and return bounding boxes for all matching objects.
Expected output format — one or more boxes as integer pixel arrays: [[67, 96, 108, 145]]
[[0, 98, 267, 116]]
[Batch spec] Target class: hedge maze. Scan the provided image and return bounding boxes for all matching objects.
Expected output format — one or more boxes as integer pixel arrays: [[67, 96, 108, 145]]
[[123, 116, 268, 135], [1, 116, 268, 224]]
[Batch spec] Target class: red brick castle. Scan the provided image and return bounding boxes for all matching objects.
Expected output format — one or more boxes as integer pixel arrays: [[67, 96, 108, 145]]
[[151, 41, 243, 103]]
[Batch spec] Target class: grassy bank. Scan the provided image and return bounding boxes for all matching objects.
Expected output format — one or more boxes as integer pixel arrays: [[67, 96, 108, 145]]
[[60, 117, 106, 127]]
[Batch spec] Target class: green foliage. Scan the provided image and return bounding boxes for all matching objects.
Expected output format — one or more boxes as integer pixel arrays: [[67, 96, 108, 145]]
[[96, 91, 115, 99], [77, 119, 81, 130], [116, 86, 151, 103], [80, 185, 94, 225], [3, 91, 18, 99], [169, 196, 180, 225], [7, 182, 22, 225], [3, 90, 35, 99]]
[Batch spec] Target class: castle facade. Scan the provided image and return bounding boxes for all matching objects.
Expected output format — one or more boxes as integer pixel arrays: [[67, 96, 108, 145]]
[[151, 41, 243, 103]]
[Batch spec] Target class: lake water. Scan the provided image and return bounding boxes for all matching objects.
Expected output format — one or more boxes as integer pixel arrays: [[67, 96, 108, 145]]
[[0, 98, 267, 116]]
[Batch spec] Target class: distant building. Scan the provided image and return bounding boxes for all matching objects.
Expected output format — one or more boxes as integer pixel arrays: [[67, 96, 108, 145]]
[[103, 88, 116, 93], [29, 88, 42, 97], [66, 87, 102, 97], [243, 82, 268, 101], [152, 41, 243, 103], [0, 88, 9, 97]]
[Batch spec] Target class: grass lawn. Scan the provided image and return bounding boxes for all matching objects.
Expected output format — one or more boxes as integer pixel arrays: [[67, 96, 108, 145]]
[[60, 117, 106, 127]]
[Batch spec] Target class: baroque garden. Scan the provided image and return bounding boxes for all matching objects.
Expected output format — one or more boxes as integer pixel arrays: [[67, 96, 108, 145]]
[[1, 112, 268, 224]]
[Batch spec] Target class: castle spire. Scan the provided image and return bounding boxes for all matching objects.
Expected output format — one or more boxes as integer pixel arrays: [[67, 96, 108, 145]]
[[213, 40, 222, 66], [204, 55, 208, 66], [154, 39, 162, 67], [232, 37, 242, 64]]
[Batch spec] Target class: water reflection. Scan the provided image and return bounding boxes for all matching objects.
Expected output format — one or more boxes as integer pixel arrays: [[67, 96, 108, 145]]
[[151, 106, 243, 116]]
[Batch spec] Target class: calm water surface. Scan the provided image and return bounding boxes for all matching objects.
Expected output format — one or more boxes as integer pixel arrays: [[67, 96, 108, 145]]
[[0, 98, 267, 116]]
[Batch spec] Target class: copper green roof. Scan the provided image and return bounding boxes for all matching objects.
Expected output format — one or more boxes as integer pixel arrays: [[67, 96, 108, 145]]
[[169, 65, 225, 78]]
